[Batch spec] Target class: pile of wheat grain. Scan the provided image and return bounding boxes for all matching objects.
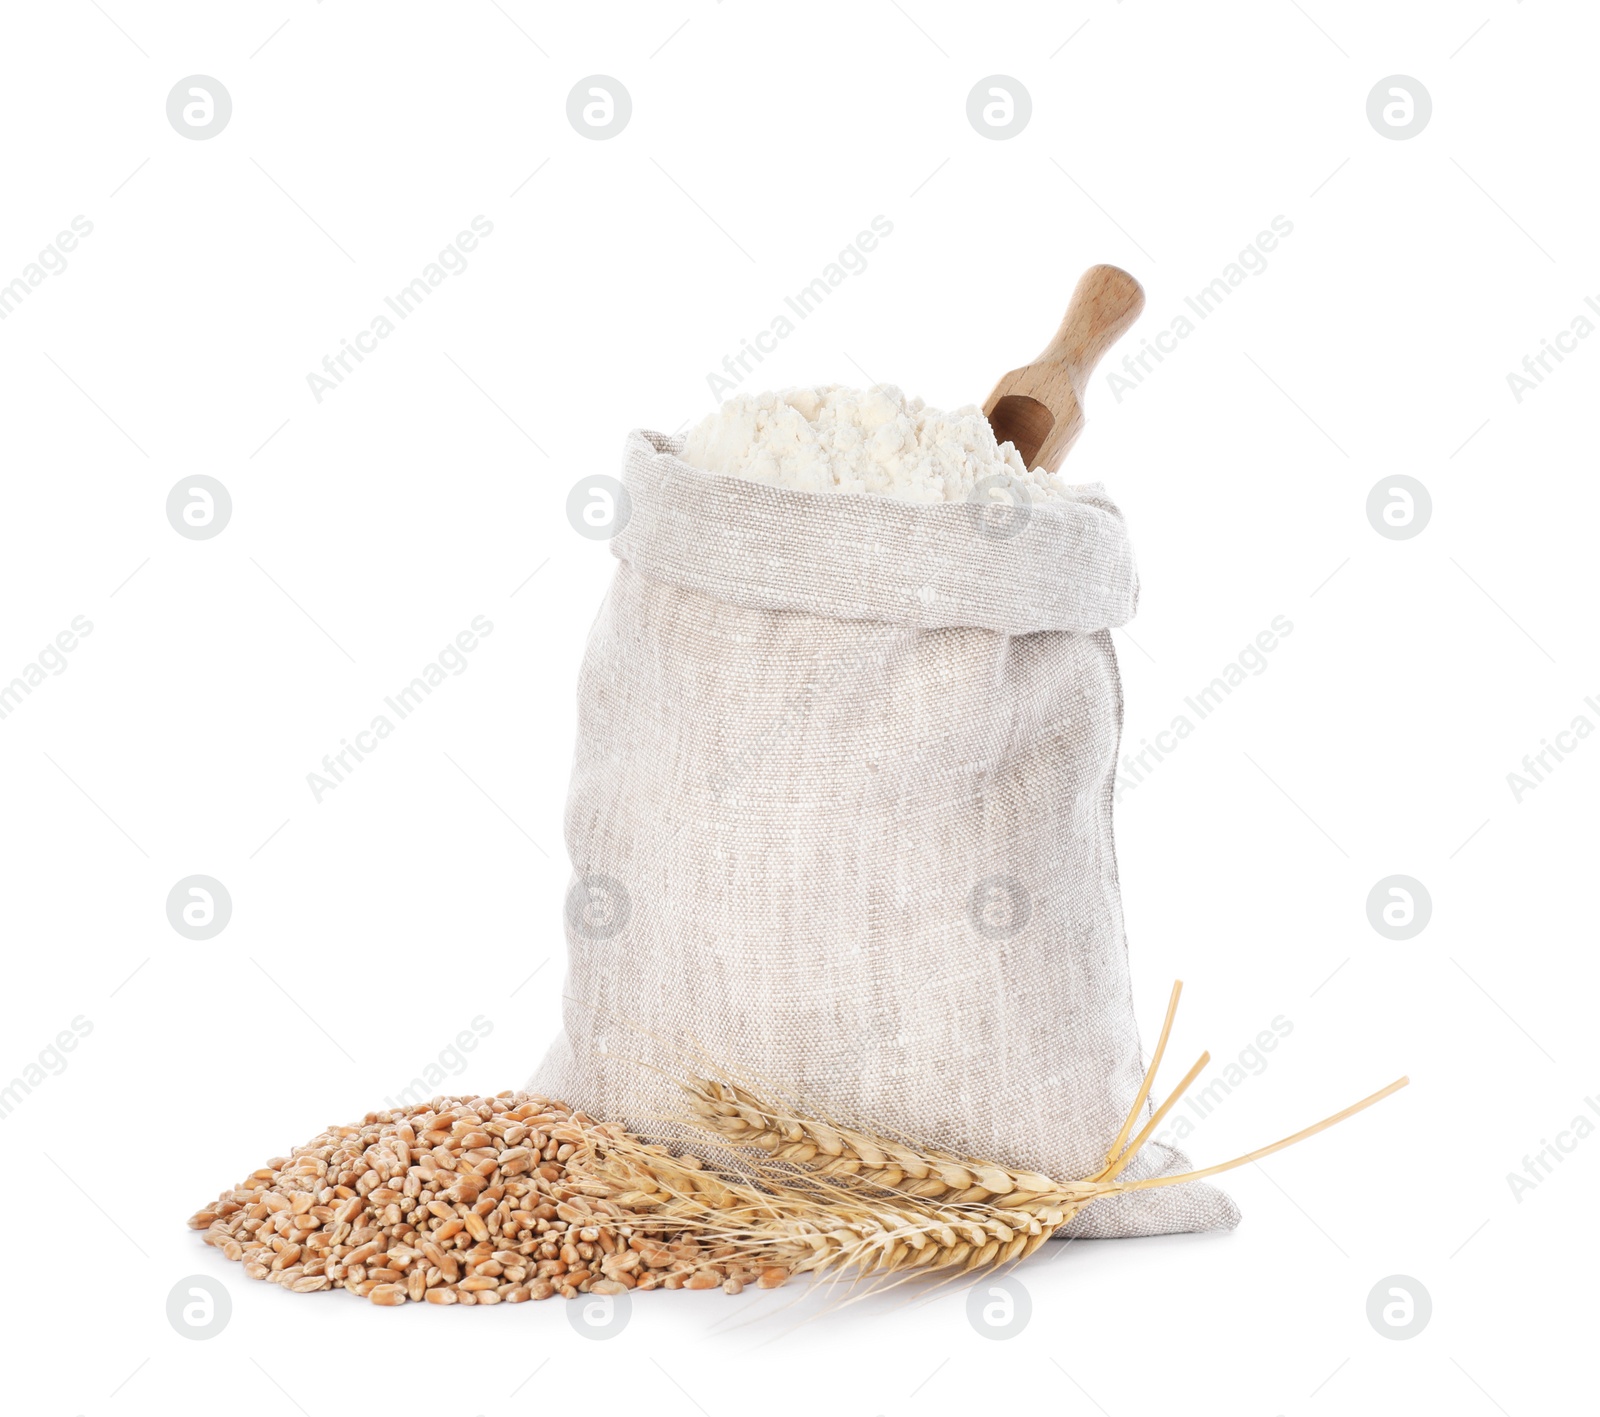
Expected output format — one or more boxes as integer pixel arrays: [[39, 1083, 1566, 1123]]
[[189, 1092, 791, 1304]]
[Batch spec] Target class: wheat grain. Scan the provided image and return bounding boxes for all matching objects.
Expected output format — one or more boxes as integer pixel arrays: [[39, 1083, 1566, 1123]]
[[189, 1092, 794, 1305]]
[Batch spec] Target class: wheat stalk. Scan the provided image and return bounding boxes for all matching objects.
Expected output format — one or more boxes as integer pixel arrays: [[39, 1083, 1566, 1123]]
[[602, 1054, 1406, 1287], [683, 980, 1195, 1208], [577, 1122, 1075, 1279], [673, 979, 1408, 1265]]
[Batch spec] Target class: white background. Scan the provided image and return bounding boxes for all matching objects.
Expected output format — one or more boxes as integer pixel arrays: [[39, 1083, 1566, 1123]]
[[1, 2, 1593, 1413]]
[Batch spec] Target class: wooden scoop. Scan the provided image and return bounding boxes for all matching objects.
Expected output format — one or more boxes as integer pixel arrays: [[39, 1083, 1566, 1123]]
[[983, 264, 1145, 473]]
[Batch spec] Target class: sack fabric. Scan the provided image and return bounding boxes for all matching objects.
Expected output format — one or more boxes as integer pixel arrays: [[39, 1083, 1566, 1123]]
[[532, 429, 1238, 1239]]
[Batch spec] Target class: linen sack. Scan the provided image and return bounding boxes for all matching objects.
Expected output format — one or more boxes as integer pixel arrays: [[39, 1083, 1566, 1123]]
[[532, 430, 1238, 1238]]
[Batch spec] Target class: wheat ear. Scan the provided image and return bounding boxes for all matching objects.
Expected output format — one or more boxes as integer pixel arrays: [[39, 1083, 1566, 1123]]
[[683, 1078, 1061, 1204], [684, 978, 1196, 1206], [681, 982, 1407, 1221], [574, 1058, 1409, 1287], [579, 1122, 1079, 1279]]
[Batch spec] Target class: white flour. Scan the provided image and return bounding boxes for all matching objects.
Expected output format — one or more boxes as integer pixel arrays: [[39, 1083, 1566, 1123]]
[[680, 384, 1074, 504]]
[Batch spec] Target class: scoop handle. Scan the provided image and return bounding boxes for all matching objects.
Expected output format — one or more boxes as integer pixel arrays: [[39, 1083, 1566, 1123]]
[[1045, 264, 1146, 391], [983, 264, 1145, 471]]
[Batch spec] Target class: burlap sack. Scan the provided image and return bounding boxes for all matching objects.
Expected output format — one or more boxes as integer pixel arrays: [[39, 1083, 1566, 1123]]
[[532, 429, 1238, 1238]]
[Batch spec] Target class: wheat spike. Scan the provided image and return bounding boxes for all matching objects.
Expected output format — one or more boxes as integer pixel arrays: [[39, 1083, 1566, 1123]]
[[668, 981, 1408, 1264], [578, 1120, 1078, 1280], [683, 978, 1207, 1206], [516, 983, 1410, 1291], [684, 1077, 1059, 1203], [586, 1057, 1407, 1288]]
